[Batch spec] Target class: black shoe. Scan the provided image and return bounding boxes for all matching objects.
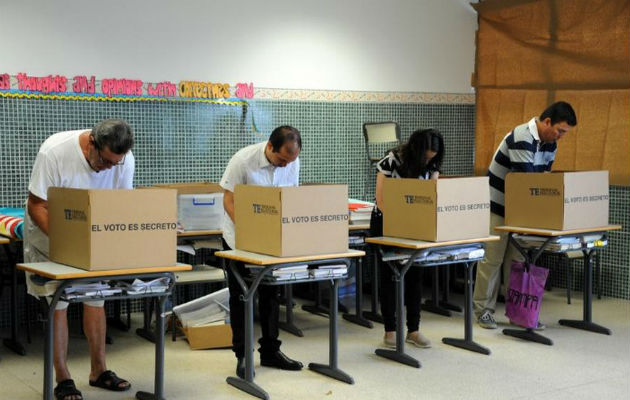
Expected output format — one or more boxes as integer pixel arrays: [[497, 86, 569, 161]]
[[260, 350, 303, 371], [236, 357, 255, 379]]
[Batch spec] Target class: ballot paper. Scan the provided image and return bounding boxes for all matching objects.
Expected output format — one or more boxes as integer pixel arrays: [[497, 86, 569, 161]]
[[64, 282, 122, 299], [173, 287, 230, 328], [515, 234, 605, 252], [121, 277, 170, 295]]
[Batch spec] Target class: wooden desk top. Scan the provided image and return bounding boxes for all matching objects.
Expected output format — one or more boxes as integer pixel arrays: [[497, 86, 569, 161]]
[[177, 230, 222, 237], [366, 235, 500, 250], [0, 237, 10, 245], [494, 225, 622, 237], [349, 223, 370, 231], [17, 262, 192, 280], [215, 249, 365, 265]]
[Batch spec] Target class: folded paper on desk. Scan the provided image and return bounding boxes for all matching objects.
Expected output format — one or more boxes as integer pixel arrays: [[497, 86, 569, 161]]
[[515, 234, 606, 252], [120, 277, 170, 295], [245, 264, 348, 281], [64, 282, 122, 299], [173, 288, 232, 350], [382, 246, 484, 263]]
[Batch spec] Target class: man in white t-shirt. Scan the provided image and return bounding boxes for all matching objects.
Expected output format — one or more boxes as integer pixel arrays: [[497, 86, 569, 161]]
[[220, 125, 302, 379], [24, 119, 135, 400]]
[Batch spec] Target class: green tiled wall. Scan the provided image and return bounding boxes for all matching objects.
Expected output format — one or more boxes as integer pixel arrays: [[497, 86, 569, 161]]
[[0, 97, 627, 318]]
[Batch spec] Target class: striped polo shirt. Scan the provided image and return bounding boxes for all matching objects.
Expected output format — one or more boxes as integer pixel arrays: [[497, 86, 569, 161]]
[[488, 117, 557, 217]]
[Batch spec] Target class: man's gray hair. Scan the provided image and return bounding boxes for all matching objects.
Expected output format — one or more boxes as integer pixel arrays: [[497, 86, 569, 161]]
[[91, 119, 134, 154]]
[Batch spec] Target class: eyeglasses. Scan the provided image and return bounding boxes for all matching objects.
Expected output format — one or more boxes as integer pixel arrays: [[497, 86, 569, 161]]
[[91, 136, 125, 167], [96, 148, 125, 167]]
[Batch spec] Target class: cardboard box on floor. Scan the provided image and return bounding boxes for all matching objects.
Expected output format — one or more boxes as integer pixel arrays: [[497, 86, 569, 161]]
[[235, 184, 349, 257], [48, 188, 177, 271], [153, 182, 224, 231], [382, 177, 490, 241], [505, 171, 609, 230], [183, 323, 232, 350]]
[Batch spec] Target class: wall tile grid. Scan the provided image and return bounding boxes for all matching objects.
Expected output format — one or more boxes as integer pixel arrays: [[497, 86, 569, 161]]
[[0, 95, 627, 331]]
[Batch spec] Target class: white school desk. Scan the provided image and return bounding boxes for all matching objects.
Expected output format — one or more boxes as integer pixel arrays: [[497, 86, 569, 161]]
[[365, 235, 500, 367], [494, 224, 622, 346], [215, 249, 364, 400], [17, 261, 191, 400]]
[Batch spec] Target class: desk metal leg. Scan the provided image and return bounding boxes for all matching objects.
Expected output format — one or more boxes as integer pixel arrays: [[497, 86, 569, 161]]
[[364, 249, 384, 324], [3, 243, 26, 356], [559, 250, 611, 335], [44, 296, 56, 400], [375, 261, 420, 368], [442, 262, 490, 355], [279, 285, 304, 337], [136, 295, 167, 400], [343, 256, 373, 328], [226, 261, 269, 400], [309, 278, 354, 383], [421, 267, 452, 317], [502, 327, 553, 345]]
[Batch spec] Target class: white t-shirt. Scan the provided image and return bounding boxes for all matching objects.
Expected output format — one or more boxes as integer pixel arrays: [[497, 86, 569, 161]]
[[219, 141, 299, 249], [25, 129, 135, 255]]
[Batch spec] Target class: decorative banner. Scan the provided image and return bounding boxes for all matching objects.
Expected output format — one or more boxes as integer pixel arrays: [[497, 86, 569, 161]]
[[0, 72, 254, 105]]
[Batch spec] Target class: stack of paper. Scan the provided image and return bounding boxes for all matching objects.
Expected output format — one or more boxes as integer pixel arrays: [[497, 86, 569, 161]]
[[121, 277, 170, 295], [516, 233, 607, 252], [310, 264, 348, 278], [173, 288, 230, 328], [349, 236, 365, 245], [246, 264, 310, 281], [381, 246, 485, 264], [348, 199, 374, 224], [64, 282, 121, 299]]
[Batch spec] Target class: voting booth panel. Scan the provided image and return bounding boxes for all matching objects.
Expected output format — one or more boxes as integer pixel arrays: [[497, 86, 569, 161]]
[[234, 184, 349, 257], [48, 188, 177, 271], [382, 176, 490, 242], [505, 171, 609, 230]]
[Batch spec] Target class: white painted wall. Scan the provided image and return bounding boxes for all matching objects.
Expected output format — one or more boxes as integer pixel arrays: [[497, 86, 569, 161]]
[[0, 0, 477, 93]]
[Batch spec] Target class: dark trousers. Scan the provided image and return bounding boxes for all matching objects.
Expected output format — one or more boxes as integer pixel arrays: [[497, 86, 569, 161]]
[[223, 239, 281, 359], [379, 260, 423, 332], [370, 206, 423, 333]]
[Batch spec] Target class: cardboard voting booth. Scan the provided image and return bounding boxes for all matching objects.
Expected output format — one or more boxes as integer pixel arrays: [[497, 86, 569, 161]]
[[505, 171, 609, 230], [382, 177, 490, 242], [235, 184, 349, 257], [48, 188, 177, 271], [154, 182, 224, 231]]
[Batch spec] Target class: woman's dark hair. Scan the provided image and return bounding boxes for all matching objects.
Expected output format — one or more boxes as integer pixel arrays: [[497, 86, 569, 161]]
[[394, 128, 444, 178]]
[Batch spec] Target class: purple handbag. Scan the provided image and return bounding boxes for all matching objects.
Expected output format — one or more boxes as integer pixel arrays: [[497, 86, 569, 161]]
[[505, 261, 549, 329]]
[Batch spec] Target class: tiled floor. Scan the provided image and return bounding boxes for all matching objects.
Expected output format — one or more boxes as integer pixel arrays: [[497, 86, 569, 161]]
[[1, 289, 628, 400]]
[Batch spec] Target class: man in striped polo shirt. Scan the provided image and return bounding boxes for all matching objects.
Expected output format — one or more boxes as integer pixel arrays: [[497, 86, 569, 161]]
[[474, 101, 577, 329]]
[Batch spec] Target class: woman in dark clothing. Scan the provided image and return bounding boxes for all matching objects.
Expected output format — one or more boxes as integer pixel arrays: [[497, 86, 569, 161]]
[[370, 128, 445, 348]]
